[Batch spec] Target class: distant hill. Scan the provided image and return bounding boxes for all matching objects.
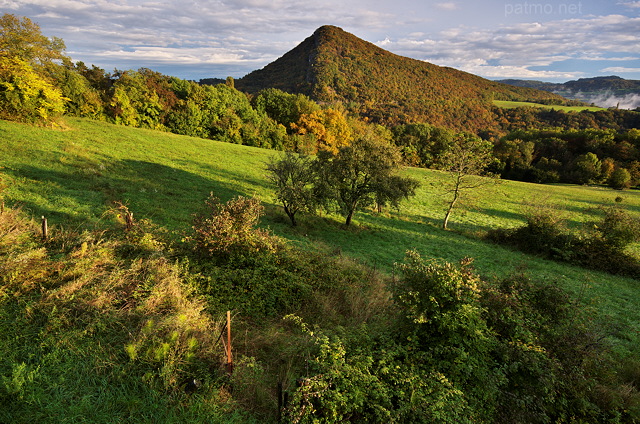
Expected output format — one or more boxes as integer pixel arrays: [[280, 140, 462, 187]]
[[235, 25, 567, 132], [498, 76, 640, 110]]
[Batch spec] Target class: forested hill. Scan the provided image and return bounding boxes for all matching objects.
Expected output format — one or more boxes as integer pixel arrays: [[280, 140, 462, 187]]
[[498, 76, 640, 109], [499, 76, 640, 93], [235, 25, 567, 132]]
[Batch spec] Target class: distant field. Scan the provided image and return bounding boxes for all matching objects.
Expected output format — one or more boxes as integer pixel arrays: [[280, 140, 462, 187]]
[[493, 100, 606, 112], [1, 117, 639, 355]]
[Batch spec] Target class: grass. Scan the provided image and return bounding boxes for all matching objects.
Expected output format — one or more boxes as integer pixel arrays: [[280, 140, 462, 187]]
[[493, 100, 606, 112], [1, 116, 639, 358]]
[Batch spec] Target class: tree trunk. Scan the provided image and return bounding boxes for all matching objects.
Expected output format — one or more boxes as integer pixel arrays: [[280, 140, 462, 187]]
[[344, 200, 358, 226], [443, 189, 460, 229], [284, 205, 297, 226], [345, 210, 353, 226], [443, 204, 454, 229]]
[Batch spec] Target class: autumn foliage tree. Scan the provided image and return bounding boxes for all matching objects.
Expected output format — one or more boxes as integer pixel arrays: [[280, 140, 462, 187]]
[[290, 108, 353, 154], [0, 55, 67, 123], [0, 14, 66, 69], [0, 14, 68, 123]]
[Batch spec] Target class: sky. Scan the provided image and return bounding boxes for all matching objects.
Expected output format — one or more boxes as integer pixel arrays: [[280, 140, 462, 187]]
[[2, 0, 640, 83]]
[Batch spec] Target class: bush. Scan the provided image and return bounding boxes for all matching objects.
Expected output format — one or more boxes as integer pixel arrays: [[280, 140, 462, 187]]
[[608, 167, 632, 190], [488, 204, 640, 277], [487, 206, 574, 260], [392, 252, 498, 421], [190, 193, 282, 260], [592, 205, 640, 250]]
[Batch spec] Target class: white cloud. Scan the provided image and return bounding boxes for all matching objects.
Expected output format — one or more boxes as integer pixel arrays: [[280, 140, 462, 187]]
[[618, 1, 640, 8], [600, 66, 640, 73], [381, 14, 640, 80], [435, 2, 458, 11], [585, 92, 640, 109]]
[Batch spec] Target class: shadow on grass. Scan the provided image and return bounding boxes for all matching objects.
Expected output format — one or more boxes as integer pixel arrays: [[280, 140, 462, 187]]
[[265, 206, 523, 275], [2, 159, 254, 231]]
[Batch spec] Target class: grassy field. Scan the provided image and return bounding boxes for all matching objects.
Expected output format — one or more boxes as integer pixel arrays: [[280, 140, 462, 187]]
[[1, 117, 639, 356], [493, 99, 606, 112]]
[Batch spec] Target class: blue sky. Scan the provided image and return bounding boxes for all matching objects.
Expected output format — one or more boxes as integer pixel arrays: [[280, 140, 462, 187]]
[[2, 0, 639, 82]]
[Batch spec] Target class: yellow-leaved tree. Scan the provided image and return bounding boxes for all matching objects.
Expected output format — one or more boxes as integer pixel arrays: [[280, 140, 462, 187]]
[[0, 14, 68, 123], [0, 55, 67, 123], [291, 108, 353, 154]]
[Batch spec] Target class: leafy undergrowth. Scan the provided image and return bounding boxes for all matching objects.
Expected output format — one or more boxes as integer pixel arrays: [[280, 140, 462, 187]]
[[1, 200, 639, 423]]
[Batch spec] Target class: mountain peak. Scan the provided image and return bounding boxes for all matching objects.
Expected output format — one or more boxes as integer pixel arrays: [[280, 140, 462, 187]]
[[236, 26, 566, 131]]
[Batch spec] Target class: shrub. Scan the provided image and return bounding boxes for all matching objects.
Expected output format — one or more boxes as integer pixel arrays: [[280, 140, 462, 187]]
[[392, 252, 499, 421], [608, 167, 632, 190], [488, 204, 640, 277], [592, 205, 640, 250], [190, 193, 282, 260], [282, 314, 472, 424]]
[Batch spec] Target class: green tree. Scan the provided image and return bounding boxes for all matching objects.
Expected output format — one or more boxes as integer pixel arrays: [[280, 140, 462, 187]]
[[55, 66, 103, 118], [252, 88, 319, 130], [392, 123, 454, 167], [0, 14, 66, 68], [608, 167, 632, 190], [266, 152, 317, 226], [0, 14, 68, 123], [315, 134, 419, 226], [437, 134, 496, 229], [570, 152, 602, 185], [109, 70, 163, 129]]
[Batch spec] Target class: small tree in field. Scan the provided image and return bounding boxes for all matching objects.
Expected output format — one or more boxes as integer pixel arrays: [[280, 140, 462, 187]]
[[315, 135, 419, 226], [266, 151, 316, 226], [437, 134, 496, 230], [608, 167, 632, 190]]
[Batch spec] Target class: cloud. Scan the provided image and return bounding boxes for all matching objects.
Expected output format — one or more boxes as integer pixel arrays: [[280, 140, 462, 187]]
[[5, 0, 397, 74], [583, 92, 640, 109], [2, 0, 639, 80], [435, 2, 458, 11], [618, 1, 640, 8], [379, 14, 640, 80], [600, 66, 640, 73]]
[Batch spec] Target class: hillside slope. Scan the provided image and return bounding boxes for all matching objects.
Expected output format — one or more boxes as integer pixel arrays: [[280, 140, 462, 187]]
[[3, 118, 640, 422], [1, 117, 639, 352], [236, 25, 567, 131]]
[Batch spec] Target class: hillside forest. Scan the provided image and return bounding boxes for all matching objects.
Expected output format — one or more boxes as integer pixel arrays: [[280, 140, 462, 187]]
[[2, 14, 640, 424]]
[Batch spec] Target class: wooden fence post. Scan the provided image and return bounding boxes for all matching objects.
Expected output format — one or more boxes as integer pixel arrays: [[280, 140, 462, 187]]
[[41, 216, 48, 241], [226, 310, 233, 374]]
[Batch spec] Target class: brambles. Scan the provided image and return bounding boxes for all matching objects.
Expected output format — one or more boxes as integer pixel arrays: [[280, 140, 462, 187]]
[[190, 193, 282, 259]]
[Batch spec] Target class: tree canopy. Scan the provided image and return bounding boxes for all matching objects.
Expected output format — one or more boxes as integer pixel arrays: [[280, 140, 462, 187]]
[[0, 14, 66, 67], [315, 133, 419, 226]]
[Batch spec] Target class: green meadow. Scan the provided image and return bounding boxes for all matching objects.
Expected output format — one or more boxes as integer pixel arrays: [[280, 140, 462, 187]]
[[493, 99, 607, 112], [2, 117, 639, 356]]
